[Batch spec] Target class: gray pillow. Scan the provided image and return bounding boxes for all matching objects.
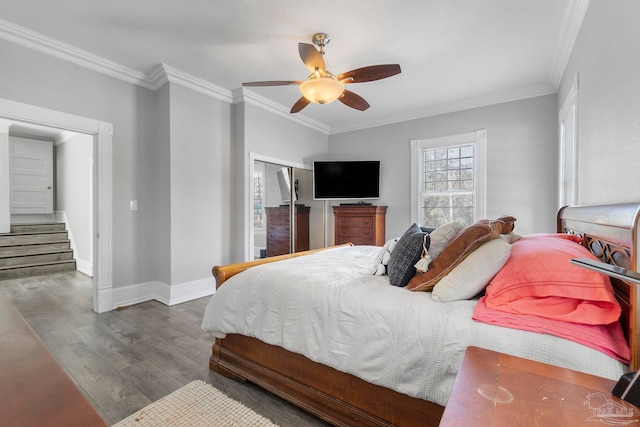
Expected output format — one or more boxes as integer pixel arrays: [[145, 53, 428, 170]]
[[387, 224, 429, 287]]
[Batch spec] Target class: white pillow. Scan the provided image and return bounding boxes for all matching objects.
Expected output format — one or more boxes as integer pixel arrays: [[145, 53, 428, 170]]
[[372, 238, 399, 276], [431, 239, 512, 302], [428, 222, 464, 261]]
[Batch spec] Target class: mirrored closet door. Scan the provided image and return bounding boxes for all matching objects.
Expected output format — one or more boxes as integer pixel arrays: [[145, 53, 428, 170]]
[[252, 160, 324, 260]]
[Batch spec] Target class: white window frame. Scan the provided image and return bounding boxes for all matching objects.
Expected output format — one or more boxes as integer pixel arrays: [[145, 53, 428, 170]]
[[559, 74, 579, 208], [410, 130, 487, 226]]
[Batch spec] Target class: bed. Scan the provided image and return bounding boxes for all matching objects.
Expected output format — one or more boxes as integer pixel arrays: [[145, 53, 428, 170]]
[[202, 202, 640, 427]]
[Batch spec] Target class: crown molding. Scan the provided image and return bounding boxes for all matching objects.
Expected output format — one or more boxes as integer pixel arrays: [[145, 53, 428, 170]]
[[236, 88, 330, 135], [155, 64, 234, 103], [0, 3, 588, 136], [548, 0, 590, 89], [0, 18, 155, 90], [330, 83, 557, 134]]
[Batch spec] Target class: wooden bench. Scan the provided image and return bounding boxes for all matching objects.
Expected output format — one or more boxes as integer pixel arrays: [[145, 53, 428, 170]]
[[0, 293, 106, 427]]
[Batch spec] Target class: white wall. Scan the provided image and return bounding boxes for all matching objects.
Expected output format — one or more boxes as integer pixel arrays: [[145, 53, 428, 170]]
[[558, 0, 640, 204], [55, 133, 93, 275], [328, 95, 559, 239]]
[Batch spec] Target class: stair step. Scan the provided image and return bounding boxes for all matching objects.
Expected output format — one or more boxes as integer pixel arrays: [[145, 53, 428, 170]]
[[0, 232, 69, 247], [0, 260, 76, 281], [0, 250, 74, 267], [9, 223, 67, 233], [0, 242, 71, 257]]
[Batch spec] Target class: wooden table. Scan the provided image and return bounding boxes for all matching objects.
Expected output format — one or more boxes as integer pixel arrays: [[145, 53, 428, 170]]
[[440, 346, 640, 426], [0, 293, 106, 427]]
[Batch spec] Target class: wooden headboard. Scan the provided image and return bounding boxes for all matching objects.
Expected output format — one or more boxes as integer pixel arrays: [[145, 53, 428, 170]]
[[557, 202, 640, 370]]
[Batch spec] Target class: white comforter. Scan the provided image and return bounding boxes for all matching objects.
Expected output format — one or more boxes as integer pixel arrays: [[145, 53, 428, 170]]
[[201, 246, 626, 406]]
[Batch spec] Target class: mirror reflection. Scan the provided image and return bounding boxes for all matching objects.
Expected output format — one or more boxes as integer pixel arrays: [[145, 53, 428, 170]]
[[253, 161, 323, 260]]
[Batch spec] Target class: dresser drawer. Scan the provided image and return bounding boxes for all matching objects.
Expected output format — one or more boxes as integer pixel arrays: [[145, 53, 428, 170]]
[[336, 226, 374, 240], [267, 215, 290, 226], [268, 224, 290, 235], [335, 216, 375, 229]]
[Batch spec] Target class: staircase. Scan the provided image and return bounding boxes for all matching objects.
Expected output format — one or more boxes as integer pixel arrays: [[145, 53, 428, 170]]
[[0, 223, 76, 280]]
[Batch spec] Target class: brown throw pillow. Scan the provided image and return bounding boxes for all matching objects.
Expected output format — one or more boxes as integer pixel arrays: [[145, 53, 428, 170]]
[[406, 220, 504, 292], [496, 215, 517, 234]]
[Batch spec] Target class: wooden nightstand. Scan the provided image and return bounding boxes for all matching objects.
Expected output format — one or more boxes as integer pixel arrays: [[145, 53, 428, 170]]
[[439, 346, 640, 426]]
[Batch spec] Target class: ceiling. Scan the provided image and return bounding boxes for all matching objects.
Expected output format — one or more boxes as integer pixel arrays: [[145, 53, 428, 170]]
[[0, 0, 584, 134]]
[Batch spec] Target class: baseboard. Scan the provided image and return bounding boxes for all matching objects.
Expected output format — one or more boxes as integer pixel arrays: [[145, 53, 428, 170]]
[[76, 258, 93, 277], [109, 277, 215, 310], [168, 277, 216, 306]]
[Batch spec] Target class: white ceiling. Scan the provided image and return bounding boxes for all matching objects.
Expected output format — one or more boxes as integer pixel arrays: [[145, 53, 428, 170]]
[[0, 0, 585, 134]]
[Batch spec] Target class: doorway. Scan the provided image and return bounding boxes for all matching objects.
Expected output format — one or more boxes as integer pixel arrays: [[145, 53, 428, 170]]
[[0, 97, 113, 313]]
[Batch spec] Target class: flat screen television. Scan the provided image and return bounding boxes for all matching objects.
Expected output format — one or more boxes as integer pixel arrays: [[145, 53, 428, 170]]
[[313, 160, 380, 200]]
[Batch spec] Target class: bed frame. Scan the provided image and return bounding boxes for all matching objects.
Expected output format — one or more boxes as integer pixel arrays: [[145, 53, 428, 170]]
[[209, 203, 640, 427]]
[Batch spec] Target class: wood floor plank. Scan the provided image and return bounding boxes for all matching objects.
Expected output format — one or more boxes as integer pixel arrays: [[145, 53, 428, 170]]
[[0, 272, 330, 426]]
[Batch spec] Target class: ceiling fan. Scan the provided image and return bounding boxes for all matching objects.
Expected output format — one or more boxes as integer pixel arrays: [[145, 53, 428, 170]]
[[243, 33, 401, 113]]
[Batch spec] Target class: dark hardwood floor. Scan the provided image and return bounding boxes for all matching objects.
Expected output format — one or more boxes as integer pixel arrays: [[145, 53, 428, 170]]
[[0, 272, 329, 426]]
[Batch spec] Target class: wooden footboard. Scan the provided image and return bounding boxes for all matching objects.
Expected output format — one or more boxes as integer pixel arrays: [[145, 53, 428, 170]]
[[212, 244, 353, 289], [210, 335, 444, 427]]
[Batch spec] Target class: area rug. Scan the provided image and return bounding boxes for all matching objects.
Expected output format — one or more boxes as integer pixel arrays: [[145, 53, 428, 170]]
[[113, 380, 278, 426]]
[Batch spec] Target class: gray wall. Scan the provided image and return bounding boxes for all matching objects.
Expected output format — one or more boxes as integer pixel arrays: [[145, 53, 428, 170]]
[[168, 84, 232, 284], [558, 0, 640, 204], [232, 103, 329, 261], [328, 94, 559, 239], [0, 39, 159, 289]]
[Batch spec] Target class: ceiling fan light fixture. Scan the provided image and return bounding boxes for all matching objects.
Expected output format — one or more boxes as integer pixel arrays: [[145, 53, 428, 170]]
[[299, 74, 344, 104]]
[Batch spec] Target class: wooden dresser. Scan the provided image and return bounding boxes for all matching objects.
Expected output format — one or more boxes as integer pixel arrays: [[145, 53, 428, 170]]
[[333, 205, 387, 246], [265, 205, 310, 257]]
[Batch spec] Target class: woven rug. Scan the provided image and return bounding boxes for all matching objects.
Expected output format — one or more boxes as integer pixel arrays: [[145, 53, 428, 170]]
[[113, 380, 278, 426]]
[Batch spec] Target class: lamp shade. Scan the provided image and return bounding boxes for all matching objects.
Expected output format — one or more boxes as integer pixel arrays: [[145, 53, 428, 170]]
[[299, 75, 344, 104]]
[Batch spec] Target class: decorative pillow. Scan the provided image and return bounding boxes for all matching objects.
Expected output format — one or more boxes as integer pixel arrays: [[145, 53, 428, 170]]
[[425, 222, 464, 262], [431, 239, 512, 302], [483, 234, 621, 325], [406, 220, 503, 292], [372, 238, 399, 276], [496, 215, 517, 234], [387, 224, 429, 287]]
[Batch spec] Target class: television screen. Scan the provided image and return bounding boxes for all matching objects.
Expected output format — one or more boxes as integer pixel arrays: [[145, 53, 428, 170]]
[[313, 160, 380, 200]]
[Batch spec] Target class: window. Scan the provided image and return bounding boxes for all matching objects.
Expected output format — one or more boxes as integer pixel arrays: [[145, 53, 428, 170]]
[[411, 130, 486, 227], [253, 164, 264, 228]]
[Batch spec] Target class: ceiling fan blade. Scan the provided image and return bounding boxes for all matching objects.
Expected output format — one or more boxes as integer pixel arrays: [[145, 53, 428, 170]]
[[298, 43, 326, 74], [338, 90, 370, 111], [338, 64, 401, 84], [243, 81, 301, 87], [290, 97, 311, 113]]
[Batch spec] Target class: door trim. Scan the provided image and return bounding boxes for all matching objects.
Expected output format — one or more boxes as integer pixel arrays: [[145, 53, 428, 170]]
[[0, 98, 113, 313]]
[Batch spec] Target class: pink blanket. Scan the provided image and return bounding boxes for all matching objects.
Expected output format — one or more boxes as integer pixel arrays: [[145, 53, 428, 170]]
[[473, 297, 630, 363]]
